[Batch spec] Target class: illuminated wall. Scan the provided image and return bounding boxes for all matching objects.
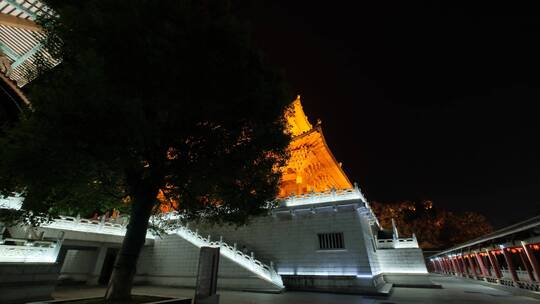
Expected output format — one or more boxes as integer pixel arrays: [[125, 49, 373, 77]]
[[279, 96, 352, 197]]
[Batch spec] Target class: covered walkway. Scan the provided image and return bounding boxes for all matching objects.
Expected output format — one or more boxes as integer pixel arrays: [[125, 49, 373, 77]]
[[429, 215, 540, 292]]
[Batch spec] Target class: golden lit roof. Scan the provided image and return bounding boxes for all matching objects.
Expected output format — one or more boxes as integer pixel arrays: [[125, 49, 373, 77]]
[[286, 95, 313, 137], [279, 96, 352, 197]]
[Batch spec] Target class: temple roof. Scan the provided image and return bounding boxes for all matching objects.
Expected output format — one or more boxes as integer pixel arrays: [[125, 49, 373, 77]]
[[279, 96, 352, 197], [0, 0, 57, 87], [286, 95, 313, 137]]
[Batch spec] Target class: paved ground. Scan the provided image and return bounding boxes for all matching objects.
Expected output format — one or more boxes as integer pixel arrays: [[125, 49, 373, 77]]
[[53, 275, 540, 304]]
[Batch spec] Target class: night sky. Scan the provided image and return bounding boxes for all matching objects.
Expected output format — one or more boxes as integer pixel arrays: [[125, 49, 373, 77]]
[[243, 1, 540, 227]]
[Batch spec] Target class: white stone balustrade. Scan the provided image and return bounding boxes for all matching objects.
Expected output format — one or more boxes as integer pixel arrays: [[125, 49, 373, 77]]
[[0, 195, 23, 210], [42, 215, 154, 239], [282, 186, 366, 207], [0, 232, 64, 263], [376, 236, 419, 249], [174, 225, 284, 289]]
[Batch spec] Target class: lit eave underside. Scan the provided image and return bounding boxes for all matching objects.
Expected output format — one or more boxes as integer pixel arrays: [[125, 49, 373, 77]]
[[0, 0, 58, 87]]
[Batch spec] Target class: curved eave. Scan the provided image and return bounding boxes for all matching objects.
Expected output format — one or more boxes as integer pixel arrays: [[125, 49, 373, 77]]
[[314, 124, 353, 188]]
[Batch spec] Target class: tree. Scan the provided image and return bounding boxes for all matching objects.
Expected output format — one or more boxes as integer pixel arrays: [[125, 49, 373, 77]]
[[0, 0, 290, 300], [371, 200, 493, 249]]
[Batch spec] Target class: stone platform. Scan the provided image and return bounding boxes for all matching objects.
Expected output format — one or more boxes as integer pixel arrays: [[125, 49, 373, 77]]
[[49, 275, 540, 304]]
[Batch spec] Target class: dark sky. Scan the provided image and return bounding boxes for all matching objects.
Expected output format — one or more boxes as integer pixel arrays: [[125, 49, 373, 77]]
[[242, 1, 540, 228]]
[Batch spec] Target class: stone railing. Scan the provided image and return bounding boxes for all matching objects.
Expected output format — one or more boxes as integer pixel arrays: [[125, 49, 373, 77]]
[[376, 235, 419, 249], [394, 236, 419, 249], [0, 232, 64, 263], [175, 225, 284, 289], [0, 195, 24, 210], [43, 215, 154, 239], [282, 185, 366, 207]]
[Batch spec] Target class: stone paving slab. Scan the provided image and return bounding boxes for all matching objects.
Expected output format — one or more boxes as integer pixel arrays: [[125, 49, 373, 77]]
[[51, 275, 540, 304]]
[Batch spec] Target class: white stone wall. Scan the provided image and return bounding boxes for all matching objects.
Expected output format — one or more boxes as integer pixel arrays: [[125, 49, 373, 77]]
[[0, 263, 61, 304], [136, 234, 280, 291], [358, 213, 381, 276], [376, 248, 428, 274], [59, 249, 97, 282], [195, 206, 375, 277]]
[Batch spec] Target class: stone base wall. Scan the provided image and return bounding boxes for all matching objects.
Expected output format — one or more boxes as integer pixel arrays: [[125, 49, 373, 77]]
[[282, 274, 387, 294], [0, 263, 60, 304], [376, 248, 428, 274]]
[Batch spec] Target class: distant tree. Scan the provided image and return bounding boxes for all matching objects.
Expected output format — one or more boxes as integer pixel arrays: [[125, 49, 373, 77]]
[[371, 200, 493, 249], [0, 0, 290, 300]]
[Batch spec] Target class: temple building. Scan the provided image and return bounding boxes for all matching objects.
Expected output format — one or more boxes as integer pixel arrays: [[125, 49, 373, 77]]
[[1, 88, 431, 298], [0, 2, 431, 302]]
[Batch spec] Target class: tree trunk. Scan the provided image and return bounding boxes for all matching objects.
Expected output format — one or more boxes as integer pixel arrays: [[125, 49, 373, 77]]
[[105, 187, 157, 300]]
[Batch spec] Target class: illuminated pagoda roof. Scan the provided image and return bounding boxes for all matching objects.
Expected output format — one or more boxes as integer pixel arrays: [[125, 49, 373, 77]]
[[279, 95, 353, 197], [0, 0, 57, 87]]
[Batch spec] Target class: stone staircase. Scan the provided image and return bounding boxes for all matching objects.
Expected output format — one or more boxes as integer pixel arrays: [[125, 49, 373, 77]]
[[174, 225, 284, 291]]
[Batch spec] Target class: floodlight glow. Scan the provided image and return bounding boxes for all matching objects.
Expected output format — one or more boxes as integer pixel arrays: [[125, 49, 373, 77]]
[[276, 267, 373, 278]]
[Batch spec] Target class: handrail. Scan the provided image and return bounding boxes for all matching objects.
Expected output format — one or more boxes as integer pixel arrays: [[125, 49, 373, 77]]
[[43, 215, 154, 239], [282, 186, 366, 207], [175, 225, 284, 289], [0, 231, 64, 263]]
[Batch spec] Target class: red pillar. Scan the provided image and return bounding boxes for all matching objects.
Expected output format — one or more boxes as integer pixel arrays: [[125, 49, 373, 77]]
[[472, 255, 481, 276], [483, 254, 492, 276], [487, 249, 502, 279], [455, 257, 464, 275], [522, 241, 540, 282], [435, 259, 443, 273], [439, 259, 446, 273], [474, 252, 489, 277], [518, 249, 535, 281], [459, 255, 469, 275], [467, 255, 479, 277], [501, 247, 519, 283], [444, 258, 451, 273], [450, 257, 459, 275], [445, 258, 452, 273], [452, 256, 461, 274]]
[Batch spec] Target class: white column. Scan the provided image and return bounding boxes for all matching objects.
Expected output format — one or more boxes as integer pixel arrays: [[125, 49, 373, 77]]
[[87, 246, 108, 285]]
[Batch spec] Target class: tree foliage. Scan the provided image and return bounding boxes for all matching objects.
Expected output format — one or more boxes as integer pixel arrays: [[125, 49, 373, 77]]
[[371, 200, 493, 249], [0, 0, 290, 299]]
